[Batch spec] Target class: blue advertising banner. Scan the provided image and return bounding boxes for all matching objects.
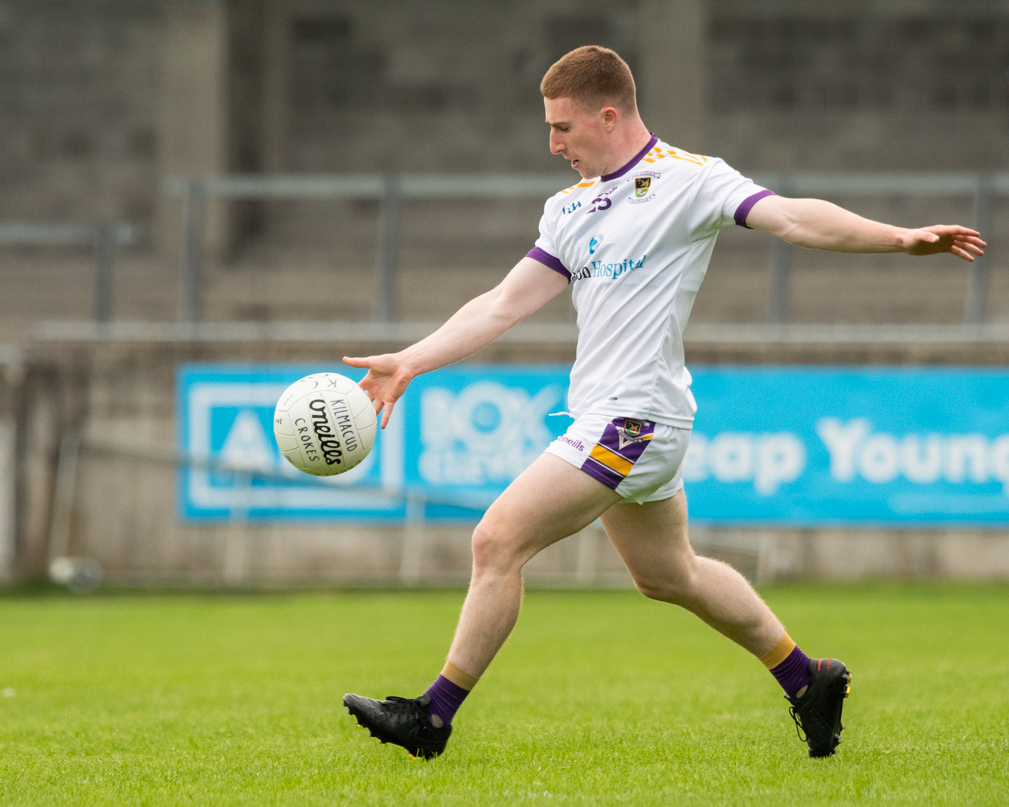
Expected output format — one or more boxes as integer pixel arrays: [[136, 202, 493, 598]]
[[175, 364, 569, 522], [686, 367, 1009, 526], [177, 364, 1009, 526], [404, 366, 569, 519], [177, 365, 405, 522]]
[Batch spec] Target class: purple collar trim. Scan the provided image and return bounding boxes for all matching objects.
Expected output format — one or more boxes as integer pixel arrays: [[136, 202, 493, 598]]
[[600, 134, 658, 182]]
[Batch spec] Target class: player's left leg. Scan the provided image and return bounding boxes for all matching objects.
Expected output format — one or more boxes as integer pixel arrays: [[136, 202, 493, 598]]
[[344, 452, 622, 758], [601, 489, 851, 757]]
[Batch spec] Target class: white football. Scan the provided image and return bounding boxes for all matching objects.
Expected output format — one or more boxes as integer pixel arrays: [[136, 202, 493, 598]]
[[273, 373, 377, 476]]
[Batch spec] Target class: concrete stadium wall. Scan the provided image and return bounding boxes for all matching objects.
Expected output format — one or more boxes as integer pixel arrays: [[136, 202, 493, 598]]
[[3, 1, 1009, 587], [1, 0, 1006, 238], [9, 334, 1009, 586]]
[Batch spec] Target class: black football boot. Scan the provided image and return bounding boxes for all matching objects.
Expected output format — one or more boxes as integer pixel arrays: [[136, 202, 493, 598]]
[[788, 658, 852, 758], [343, 692, 451, 759]]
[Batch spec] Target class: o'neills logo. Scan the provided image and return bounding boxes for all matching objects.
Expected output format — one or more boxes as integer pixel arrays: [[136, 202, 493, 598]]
[[309, 397, 344, 465]]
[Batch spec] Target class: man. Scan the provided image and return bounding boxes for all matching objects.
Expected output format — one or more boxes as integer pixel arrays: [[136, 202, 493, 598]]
[[342, 46, 985, 760]]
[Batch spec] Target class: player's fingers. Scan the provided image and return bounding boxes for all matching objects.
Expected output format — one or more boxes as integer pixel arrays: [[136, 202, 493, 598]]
[[932, 225, 980, 238], [950, 235, 984, 253], [342, 356, 369, 368], [380, 400, 395, 430], [354, 373, 377, 398]]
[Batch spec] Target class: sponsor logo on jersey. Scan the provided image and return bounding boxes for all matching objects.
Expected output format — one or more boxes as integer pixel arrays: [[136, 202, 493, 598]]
[[588, 233, 605, 255], [570, 254, 647, 282]]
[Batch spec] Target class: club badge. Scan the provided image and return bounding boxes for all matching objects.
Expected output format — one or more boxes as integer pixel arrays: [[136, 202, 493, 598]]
[[616, 419, 650, 449], [628, 172, 659, 205]]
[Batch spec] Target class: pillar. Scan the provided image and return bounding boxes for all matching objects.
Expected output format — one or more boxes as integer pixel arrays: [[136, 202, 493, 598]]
[[637, 0, 707, 153], [157, 0, 231, 263]]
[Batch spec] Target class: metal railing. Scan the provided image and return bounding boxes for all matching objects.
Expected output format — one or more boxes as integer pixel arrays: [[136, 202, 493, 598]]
[[0, 222, 143, 322], [163, 171, 1006, 326], [162, 174, 571, 323], [51, 436, 756, 589], [750, 172, 1005, 325], [28, 319, 1009, 347]]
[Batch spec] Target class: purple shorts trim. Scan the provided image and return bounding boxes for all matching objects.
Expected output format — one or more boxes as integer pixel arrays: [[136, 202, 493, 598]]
[[526, 247, 570, 281], [597, 418, 653, 463], [545, 414, 687, 504], [734, 189, 776, 228], [580, 418, 657, 492], [581, 459, 624, 490]]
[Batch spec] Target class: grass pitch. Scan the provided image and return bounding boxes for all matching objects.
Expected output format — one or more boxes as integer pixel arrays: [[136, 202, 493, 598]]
[[0, 584, 1005, 805]]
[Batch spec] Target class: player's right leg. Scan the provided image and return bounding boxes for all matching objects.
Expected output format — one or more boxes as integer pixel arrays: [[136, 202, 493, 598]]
[[601, 490, 786, 654], [344, 452, 621, 758], [602, 489, 851, 758]]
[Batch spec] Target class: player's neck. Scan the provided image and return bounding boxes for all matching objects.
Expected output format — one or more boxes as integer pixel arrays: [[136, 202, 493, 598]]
[[603, 123, 654, 178]]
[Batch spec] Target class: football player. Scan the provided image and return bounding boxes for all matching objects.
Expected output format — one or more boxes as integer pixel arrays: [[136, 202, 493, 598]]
[[343, 46, 984, 760]]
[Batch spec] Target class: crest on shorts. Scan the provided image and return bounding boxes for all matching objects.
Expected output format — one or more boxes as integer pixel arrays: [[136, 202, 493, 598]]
[[634, 177, 651, 198], [616, 418, 648, 449]]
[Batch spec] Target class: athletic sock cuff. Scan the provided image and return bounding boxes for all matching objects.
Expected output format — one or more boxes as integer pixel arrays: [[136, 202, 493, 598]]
[[442, 661, 480, 691], [758, 635, 797, 670]]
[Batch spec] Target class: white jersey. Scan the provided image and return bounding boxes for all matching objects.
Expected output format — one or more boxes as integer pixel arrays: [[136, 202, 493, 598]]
[[528, 134, 771, 427]]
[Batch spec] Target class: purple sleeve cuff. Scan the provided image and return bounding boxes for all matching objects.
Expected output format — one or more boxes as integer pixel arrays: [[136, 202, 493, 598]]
[[526, 247, 571, 281], [734, 189, 776, 228]]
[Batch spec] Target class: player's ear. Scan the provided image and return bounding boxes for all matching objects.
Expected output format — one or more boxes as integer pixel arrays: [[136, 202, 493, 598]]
[[600, 105, 619, 130]]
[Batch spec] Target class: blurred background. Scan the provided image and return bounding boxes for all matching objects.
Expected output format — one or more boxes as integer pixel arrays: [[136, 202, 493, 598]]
[[2, 0, 1009, 591]]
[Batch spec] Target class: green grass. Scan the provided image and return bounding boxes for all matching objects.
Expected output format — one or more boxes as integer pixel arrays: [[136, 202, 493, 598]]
[[0, 584, 1006, 805]]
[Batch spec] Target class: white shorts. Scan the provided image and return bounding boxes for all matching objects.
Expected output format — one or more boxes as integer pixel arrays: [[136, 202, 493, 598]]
[[544, 413, 691, 504]]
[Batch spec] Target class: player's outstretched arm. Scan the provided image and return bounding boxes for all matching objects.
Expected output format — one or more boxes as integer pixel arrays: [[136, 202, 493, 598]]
[[744, 195, 986, 261], [344, 257, 569, 428]]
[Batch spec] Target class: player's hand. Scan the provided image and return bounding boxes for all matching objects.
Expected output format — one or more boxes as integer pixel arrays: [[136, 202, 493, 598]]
[[342, 354, 414, 429], [902, 225, 986, 261]]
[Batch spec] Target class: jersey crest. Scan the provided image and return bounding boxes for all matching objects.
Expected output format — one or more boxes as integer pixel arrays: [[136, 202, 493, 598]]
[[628, 172, 660, 205]]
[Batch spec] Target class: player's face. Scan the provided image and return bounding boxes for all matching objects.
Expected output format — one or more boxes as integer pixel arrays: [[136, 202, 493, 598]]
[[544, 96, 613, 179]]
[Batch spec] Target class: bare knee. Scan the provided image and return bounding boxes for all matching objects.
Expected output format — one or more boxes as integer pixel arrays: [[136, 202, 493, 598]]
[[631, 551, 699, 605], [470, 517, 524, 576]]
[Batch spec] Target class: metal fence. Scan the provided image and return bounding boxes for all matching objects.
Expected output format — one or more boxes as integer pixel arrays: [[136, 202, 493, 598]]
[[0, 222, 143, 322], [45, 435, 768, 591], [163, 171, 1006, 326]]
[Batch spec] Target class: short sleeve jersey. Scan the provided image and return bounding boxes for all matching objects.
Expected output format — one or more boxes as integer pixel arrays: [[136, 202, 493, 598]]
[[528, 134, 772, 427]]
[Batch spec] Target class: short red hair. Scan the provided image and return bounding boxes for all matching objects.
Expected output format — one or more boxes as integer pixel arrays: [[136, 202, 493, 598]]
[[540, 46, 638, 115]]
